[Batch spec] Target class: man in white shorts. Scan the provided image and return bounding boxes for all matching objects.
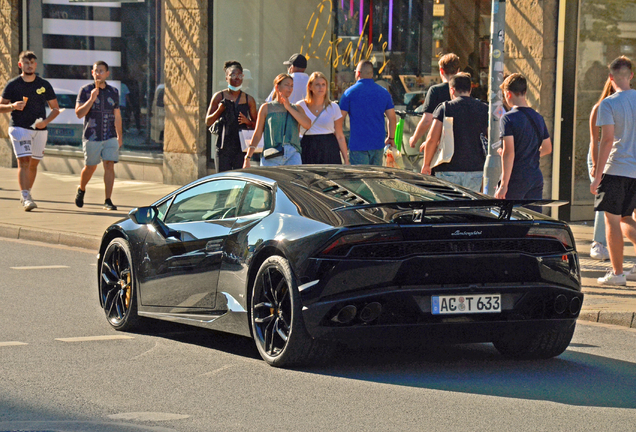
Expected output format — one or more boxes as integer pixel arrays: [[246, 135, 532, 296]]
[[75, 60, 123, 210], [0, 51, 59, 211]]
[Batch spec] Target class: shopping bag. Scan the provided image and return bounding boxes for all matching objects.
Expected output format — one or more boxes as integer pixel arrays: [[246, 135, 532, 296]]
[[239, 130, 264, 153], [431, 116, 454, 168], [384, 145, 404, 168], [394, 117, 404, 152]]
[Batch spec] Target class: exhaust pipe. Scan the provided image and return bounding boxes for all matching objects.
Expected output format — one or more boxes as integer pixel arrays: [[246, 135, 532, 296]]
[[554, 295, 567, 314], [331, 305, 357, 324], [359, 302, 382, 323], [569, 297, 582, 315]]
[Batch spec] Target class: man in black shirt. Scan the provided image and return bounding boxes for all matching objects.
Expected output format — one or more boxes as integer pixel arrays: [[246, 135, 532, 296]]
[[0, 51, 59, 211], [420, 73, 488, 192], [409, 53, 460, 149]]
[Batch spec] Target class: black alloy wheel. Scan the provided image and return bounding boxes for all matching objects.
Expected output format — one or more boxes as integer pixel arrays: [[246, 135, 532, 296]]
[[251, 256, 316, 367], [99, 238, 140, 331]]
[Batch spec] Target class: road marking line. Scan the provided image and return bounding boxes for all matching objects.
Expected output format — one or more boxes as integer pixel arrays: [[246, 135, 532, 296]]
[[55, 335, 135, 342], [199, 365, 234, 376], [0, 341, 28, 347], [10, 265, 70, 270]]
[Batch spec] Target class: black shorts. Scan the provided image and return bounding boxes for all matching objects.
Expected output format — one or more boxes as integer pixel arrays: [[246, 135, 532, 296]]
[[594, 174, 636, 217]]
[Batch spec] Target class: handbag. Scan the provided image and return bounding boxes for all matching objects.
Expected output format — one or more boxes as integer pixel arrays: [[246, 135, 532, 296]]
[[239, 130, 264, 152], [262, 110, 290, 159], [263, 147, 284, 159], [431, 103, 454, 168], [209, 91, 242, 149]]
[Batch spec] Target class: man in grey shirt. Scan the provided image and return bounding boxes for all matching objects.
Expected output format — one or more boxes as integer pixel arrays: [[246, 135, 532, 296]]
[[591, 55, 636, 286]]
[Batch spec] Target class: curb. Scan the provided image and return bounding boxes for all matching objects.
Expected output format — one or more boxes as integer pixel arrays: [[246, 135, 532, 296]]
[[579, 310, 636, 329], [0, 223, 100, 251]]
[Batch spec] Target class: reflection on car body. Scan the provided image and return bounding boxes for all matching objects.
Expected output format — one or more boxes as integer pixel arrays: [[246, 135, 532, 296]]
[[96, 165, 582, 367]]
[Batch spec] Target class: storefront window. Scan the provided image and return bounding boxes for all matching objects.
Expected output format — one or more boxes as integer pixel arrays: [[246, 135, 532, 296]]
[[212, 0, 489, 109], [330, 0, 490, 110], [29, 0, 164, 153], [574, 2, 636, 204]]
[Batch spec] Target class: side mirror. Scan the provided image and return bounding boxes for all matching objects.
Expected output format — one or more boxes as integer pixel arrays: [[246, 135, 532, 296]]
[[129, 206, 157, 225]]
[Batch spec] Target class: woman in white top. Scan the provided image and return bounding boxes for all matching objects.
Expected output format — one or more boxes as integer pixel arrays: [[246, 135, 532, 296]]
[[297, 72, 349, 164]]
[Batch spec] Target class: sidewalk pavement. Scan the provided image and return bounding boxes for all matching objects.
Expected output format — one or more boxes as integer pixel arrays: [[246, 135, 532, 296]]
[[0, 167, 635, 330]]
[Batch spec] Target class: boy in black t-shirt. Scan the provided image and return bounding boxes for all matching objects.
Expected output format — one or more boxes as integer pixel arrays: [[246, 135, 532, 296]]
[[0, 51, 59, 211], [420, 73, 488, 192], [408, 53, 460, 149]]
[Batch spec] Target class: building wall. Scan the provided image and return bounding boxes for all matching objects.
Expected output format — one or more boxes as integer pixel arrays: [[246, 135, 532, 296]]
[[504, 0, 558, 198], [0, 0, 20, 168]]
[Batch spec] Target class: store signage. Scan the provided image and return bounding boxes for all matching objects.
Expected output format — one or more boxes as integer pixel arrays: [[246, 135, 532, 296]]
[[300, 0, 390, 74]]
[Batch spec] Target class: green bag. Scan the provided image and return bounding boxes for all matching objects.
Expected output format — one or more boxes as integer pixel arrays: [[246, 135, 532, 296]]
[[394, 118, 404, 152]]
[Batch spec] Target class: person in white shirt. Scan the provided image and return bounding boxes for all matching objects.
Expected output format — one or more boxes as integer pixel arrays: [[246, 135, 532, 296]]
[[297, 72, 349, 164], [266, 53, 309, 104]]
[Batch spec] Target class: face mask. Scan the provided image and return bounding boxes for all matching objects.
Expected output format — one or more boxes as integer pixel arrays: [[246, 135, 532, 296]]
[[228, 84, 242, 91]]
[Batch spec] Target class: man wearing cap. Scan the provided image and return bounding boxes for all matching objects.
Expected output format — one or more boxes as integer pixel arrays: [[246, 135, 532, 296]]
[[266, 53, 309, 104]]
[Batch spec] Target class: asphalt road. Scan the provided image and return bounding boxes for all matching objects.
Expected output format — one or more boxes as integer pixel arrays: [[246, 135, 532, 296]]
[[1, 238, 635, 432]]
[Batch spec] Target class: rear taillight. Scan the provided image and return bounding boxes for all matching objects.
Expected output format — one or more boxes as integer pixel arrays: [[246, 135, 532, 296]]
[[321, 229, 403, 256], [526, 226, 574, 249]]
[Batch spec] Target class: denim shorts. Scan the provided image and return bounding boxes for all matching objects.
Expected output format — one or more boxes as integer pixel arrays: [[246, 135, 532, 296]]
[[83, 137, 119, 166]]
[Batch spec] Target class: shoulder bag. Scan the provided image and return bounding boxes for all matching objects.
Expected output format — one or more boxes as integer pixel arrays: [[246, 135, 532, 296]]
[[519, 108, 544, 150]]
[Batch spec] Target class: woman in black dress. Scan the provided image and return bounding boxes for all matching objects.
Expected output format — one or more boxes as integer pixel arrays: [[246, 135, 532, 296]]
[[298, 72, 349, 165], [206, 60, 258, 172]]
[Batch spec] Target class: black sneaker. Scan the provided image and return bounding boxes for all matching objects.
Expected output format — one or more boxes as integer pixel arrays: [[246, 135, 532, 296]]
[[75, 187, 85, 208], [103, 198, 118, 211]]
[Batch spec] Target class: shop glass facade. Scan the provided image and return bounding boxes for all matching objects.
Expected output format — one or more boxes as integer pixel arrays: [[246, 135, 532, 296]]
[[574, 2, 636, 206], [212, 0, 491, 109], [26, 0, 164, 153]]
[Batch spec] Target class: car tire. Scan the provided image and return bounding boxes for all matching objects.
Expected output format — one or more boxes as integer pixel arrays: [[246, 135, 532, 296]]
[[250, 256, 325, 367], [99, 237, 141, 331], [493, 322, 576, 360]]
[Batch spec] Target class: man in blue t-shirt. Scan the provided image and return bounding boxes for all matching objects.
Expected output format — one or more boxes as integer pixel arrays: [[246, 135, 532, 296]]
[[339, 60, 396, 166], [494, 73, 552, 201], [591, 56, 636, 286], [75, 60, 122, 211]]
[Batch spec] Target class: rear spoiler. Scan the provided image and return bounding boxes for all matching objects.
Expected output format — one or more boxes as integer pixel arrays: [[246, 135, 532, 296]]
[[332, 199, 568, 220]]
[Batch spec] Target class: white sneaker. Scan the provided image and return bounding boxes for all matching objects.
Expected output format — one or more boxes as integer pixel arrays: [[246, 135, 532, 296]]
[[590, 242, 610, 261], [598, 271, 627, 286], [625, 262, 636, 281], [23, 194, 37, 211]]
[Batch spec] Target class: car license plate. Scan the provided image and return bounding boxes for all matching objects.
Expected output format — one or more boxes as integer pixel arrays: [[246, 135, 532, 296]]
[[432, 294, 501, 314]]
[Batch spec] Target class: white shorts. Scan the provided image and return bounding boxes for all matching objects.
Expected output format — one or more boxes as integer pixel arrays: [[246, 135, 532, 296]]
[[9, 126, 48, 160]]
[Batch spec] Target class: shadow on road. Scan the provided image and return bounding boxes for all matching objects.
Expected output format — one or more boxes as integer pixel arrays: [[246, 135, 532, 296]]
[[122, 320, 636, 410]]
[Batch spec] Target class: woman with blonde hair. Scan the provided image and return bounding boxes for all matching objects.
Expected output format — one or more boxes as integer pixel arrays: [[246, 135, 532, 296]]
[[244, 73, 310, 167], [588, 77, 616, 260], [297, 72, 349, 164]]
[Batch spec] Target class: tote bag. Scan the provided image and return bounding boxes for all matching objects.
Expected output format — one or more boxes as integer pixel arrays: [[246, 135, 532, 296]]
[[431, 108, 454, 168], [239, 130, 264, 153]]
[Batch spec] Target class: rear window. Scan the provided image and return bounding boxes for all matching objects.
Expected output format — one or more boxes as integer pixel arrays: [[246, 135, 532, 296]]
[[329, 178, 456, 204]]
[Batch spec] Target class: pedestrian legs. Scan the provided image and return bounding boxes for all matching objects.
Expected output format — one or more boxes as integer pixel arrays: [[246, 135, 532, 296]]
[[79, 164, 98, 191], [605, 212, 625, 275], [17, 156, 39, 191], [103, 160, 115, 200]]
